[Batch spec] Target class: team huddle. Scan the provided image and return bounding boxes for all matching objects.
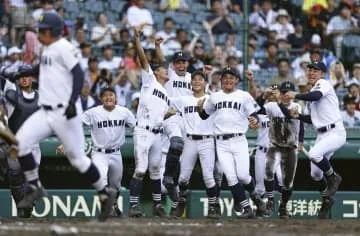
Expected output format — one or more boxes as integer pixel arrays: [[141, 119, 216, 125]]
[[0, 12, 346, 221]]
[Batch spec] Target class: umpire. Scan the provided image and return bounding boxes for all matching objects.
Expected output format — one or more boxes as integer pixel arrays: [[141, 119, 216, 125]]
[[4, 65, 40, 218]]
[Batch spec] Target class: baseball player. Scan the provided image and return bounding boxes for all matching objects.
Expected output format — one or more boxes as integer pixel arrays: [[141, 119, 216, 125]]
[[258, 81, 303, 219], [13, 12, 116, 222], [169, 70, 218, 218], [128, 26, 170, 218], [162, 51, 192, 198], [57, 86, 136, 217], [1, 65, 41, 218], [197, 66, 266, 218], [284, 61, 345, 219]]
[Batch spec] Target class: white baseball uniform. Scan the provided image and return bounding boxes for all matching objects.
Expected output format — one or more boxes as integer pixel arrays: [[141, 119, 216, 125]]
[[16, 38, 106, 189], [254, 114, 283, 196], [134, 67, 170, 180], [171, 95, 216, 189], [83, 105, 135, 190], [306, 79, 346, 181], [203, 90, 259, 186]]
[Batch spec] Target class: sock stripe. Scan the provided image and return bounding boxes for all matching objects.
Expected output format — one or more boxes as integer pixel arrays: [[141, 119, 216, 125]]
[[240, 200, 249, 207], [24, 169, 39, 182]]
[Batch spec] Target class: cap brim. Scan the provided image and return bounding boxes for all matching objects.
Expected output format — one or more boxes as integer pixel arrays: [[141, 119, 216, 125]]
[[173, 57, 188, 62], [307, 64, 321, 70], [37, 23, 52, 29]]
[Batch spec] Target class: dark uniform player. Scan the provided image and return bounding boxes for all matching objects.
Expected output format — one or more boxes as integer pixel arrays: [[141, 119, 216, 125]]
[[3, 65, 40, 217]]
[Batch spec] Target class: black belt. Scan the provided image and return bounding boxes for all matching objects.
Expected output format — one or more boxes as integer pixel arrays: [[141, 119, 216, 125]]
[[317, 123, 335, 133], [95, 147, 121, 154], [42, 104, 64, 111], [257, 145, 268, 153], [186, 134, 212, 140], [136, 122, 163, 134], [216, 133, 243, 140]]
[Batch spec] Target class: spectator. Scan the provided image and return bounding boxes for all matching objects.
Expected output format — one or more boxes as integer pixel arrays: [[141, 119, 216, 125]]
[[341, 96, 360, 127], [91, 12, 117, 47], [155, 17, 176, 43], [114, 28, 131, 55], [269, 9, 295, 40], [126, 0, 153, 37], [261, 42, 278, 69], [31, 0, 56, 26], [354, 0, 360, 27], [213, 45, 226, 68], [249, 0, 277, 34], [303, 3, 328, 40], [7, 0, 28, 46], [302, 0, 328, 14], [98, 45, 122, 71], [158, 0, 189, 12], [268, 58, 296, 86], [84, 56, 99, 88], [122, 42, 138, 71], [346, 83, 360, 110], [91, 68, 112, 99], [80, 81, 97, 111], [112, 71, 132, 107], [3, 47, 23, 73], [329, 60, 347, 90], [238, 44, 260, 75], [261, 29, 277, 48], [71, 28, 86, 48], [225, 33, 242, 58], [322, 0, 337, 23], [293, 54, 311, 80], [188, 39, 212, 72], [23, 27, 40, 64], [346, 63, 360, 86], [79, 42, 92, 71], [297, 76, 310, 113], [326, 2, 358, 58], [287, 18, 308, 50], [207, 70, 222, 94], [204, 0, 235, 34]]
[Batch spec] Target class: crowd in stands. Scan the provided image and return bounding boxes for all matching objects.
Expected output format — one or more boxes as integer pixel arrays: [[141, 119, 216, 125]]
[[0, 0, 360, 127]]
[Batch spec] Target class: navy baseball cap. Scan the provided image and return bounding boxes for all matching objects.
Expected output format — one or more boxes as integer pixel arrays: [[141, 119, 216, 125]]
[[37, 12, 63, 30], [280, 81, 295, 93], [100, 86, 116, 97], [307, 61, 326, 73], [173, 51, 188, 62], [221, 65, 239, 79]]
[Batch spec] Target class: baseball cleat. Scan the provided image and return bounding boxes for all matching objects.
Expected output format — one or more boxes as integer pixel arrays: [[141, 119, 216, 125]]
[[235, 206, 255, 219], [174, 197, 186, 217], [251, 193, 266, 217], [278, 202, 290, 219], [153, 203, 167, 218], [18, 184, 48, 209], [207, 205, 219, 219], [318, 196, 335, 219], [325, 173, 342, 197], [98, 187, 117, 222], [128, 204, 143, 218], [214, 202, 221, 217], [109, 204, 123, 218], [264, 198, 275, 217], [17, 208, 33, 218]]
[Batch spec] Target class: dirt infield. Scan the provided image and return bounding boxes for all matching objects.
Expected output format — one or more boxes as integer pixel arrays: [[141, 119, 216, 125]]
[[0, 218, 359, 236]]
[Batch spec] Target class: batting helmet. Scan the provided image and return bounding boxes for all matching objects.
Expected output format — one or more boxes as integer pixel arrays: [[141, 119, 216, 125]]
[[37, 12, 64, 37]]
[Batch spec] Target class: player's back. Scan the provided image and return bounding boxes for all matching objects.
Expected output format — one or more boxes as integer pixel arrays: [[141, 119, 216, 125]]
[[137, 68, 170, 127], [171, 95, 213, 135], [38, 38, 80, 106], [206, 90, 258, 135], [165, 67, 192, 97], [84, 105, 134, 148], [308, 79, 342, 129]]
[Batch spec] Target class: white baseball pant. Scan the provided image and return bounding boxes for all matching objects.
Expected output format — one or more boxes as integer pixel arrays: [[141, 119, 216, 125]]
[[255, 147, 283, 195], [133, 127, 163, 180], [92, 151, 123, 190], [309, 123, 346, 181], [179, 136, 216, 188], [216, 135, 252, 187]]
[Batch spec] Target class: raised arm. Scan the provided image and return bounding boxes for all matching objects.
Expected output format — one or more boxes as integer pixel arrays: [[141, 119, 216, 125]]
[[154, 37, 166, 65], [133, 26, 150, 71], [245, 70, 257, 99]]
